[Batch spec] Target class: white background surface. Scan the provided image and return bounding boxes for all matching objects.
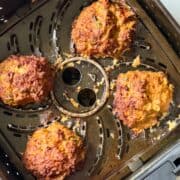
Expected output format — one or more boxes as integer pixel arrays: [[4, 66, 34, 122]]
[[160, 0, 180, 25]]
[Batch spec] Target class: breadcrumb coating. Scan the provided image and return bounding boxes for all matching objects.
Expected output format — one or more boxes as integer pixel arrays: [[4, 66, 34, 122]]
[[71, 0, 136, 58], [113, 70, 173, 134], [0, 55, 54, 106], [23, 122, 85, 179]]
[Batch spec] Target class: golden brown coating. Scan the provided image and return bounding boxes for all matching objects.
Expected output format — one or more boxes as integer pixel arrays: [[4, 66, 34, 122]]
[[0, 55, 54, 106], [113, 70, 173, 134], [23, 122, 85, 180], [71, 0, 136, 58]]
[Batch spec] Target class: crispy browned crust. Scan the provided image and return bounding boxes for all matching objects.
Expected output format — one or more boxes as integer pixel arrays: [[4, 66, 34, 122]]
[[113, 70, 173, 134], [0, 55, 54, 106], [23, 122, 85, 179], [71, 0, 136, 58]]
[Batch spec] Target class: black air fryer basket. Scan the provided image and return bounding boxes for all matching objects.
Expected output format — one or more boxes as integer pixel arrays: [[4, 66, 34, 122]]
[[0, 0, 179, 180]]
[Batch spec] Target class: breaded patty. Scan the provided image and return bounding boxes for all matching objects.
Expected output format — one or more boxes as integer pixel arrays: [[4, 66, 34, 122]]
[[113, 70, 173, 134], [23, 122, 85, 179], [0, 55, 54, 106], [71, 0, 136, 58]]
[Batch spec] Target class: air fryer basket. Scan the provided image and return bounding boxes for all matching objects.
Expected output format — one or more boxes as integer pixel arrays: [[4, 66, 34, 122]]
[[0, 0, 179, 180]]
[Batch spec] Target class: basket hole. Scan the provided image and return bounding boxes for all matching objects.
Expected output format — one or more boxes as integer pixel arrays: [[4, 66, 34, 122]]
[[126, 144, 129, 153], [96, 118, 101, 124], [137, 36, 145, 41], [158, 62, 167, 69], [41, 104, 49, 108], [127, 133, 130, 140], [117, 147, 121, 154], [54, 116, 60, 120], [78, 88, 96, 107], [34, 16, 42, 29], [29, 34, 32, 42], [38, 124, 44, 128], [99, 127, 103, 134], [106, 128, 110, 138], [174, 158, 180, 167], [10, 34, 16, 46], [134, 40, 151, 50], [16, 114, 25, 118], [7, 124, 18, 128], [97, 168, 102, 175], [29, 22, 33, 30], [118, 138, 122, 145], [118, 130, 122, 136], [79, 5, 84, 11], [13, 133, 21, 137], [62, 67, 81, 85], [34, 16, 42, 37], [116, 122, 120, 127], [51, 12, 56, 21], [37, 28, 41, 36], [49, 24, 52, 34], [30, 45, 34, 52], [146, 58, 155, 63], [28, 114, 38, 118], [3, 111, 13, 116], [20, 126, 26, 129], [99, 137, 103, 144], [82, 125, 86, 131], [7, 42, 11, 51]]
